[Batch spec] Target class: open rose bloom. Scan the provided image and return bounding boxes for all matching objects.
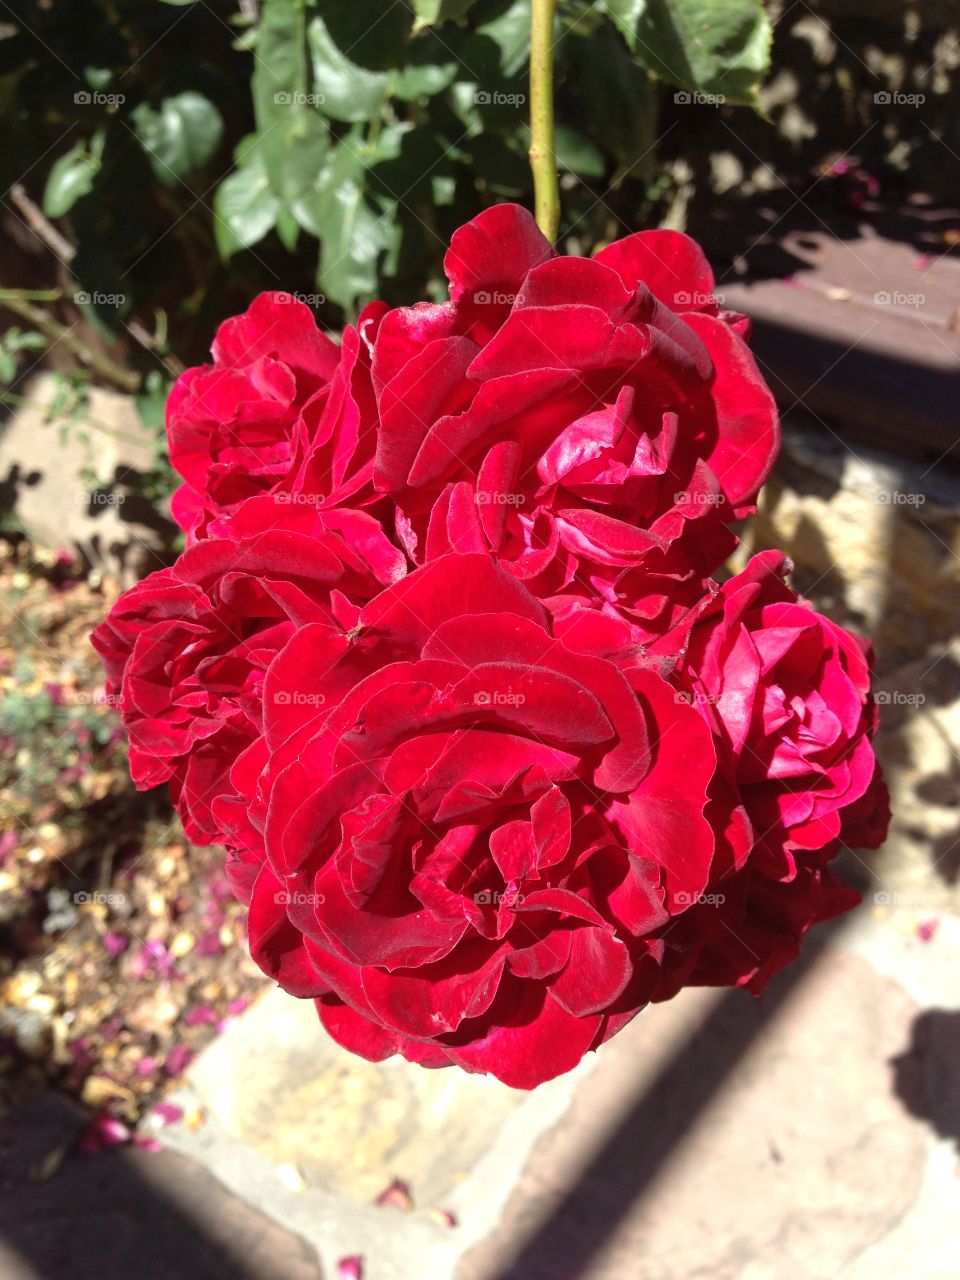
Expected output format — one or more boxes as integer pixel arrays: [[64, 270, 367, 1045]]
[[93, 205, 889, 1088]]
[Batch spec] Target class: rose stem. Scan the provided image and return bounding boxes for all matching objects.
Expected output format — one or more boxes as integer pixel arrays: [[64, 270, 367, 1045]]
[[528, 0, 560, 244]]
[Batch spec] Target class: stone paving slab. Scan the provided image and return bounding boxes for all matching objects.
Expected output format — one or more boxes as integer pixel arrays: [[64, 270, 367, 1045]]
[[160, 994, 598, 1279], [150, 907, 959, 1280], [4, 906, 954, 1280], [711, 218, 960, 461], [0, 1091, 322, 1280]]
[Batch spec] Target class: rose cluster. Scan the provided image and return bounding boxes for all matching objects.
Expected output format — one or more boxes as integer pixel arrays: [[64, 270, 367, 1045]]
[[93, 205, 889, 1088]]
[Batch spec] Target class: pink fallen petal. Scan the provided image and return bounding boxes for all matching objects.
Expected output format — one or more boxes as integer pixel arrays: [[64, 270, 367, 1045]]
[[164, 1045, 195, 1077], [133, 1135, 164, 1152], [916, 918, 939, 943], [207, 874, 233, 900], [151, 1102, 183, 1126], [184, 1006, 218, 1027], [375, 1177, 413, 1210], [77, 1112, 131, 1154], [337, 1258, 364, 1280]]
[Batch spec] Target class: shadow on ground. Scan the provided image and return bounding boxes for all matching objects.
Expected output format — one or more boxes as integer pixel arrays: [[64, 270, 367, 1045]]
[[0, 1091, 321, 1280]]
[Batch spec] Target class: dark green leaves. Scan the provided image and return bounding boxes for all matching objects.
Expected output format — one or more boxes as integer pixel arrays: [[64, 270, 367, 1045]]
[[317, 146, 396, 313], [412, 0, 481, 28], [43, 142, 101, 217], [130, 91, 223, 184], [25, 0, 775, 350], [307, 17, 389, 123], [606, 0, 772, 105], [213, 143, 281, 257]]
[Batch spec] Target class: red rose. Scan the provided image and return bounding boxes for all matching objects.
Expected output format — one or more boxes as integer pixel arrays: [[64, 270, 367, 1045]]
[[671, 551, 889, 873], [242, 553, 717, 1088], [652, 855, 862, 1000], [168, 292, 386, 540], [369, 204, 779, 639], [90, 198, 893, 1092], [91, 498, 403, 845], [637, 550, 889, 1000]]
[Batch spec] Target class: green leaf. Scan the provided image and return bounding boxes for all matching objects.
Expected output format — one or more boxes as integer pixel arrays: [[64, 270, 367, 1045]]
[[135, 369, 172, 432], [253, 112, 330, 204], [393, 30, 460, 100], [465, 133, 530, 197], [317, 1, 413, 72], [253, 0, 310, 135], [475, 0, 531, 78], [251, 0, 333, 205], [213, 153, 280, 258], [307, 16, 389, 122], [574, 24, 658, 168], [412, 0, 480, 28], [553, 124, 607, 178], [42, 144, 99, 218], [4, 328, 46, 354], [275, 205, 301, 252], [131, 91, 224, 185], [293, 133, 396, 313], [83, 66, 114, 91], [634, 0, 771, 105], [601, 0, 646, 49]]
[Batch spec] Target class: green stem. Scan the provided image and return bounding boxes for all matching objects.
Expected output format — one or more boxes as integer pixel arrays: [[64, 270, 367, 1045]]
[[0, 391, 149, 448], [0, 288, 140, 394], [528, 0, 559, 243]]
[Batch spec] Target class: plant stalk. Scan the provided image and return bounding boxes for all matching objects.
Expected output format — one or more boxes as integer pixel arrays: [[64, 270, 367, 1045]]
[[0, 289, 140, 393], [528, 0, 559, 243]]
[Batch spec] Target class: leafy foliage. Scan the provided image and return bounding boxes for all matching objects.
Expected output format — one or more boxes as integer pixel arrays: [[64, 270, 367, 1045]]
[[1, 0, 771, 345]]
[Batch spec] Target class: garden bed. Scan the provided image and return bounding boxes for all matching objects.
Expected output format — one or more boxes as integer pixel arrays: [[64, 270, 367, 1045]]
[[0, 539, 266, 1148]]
